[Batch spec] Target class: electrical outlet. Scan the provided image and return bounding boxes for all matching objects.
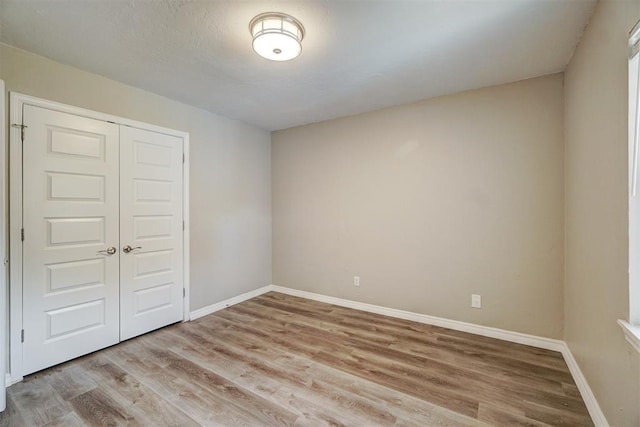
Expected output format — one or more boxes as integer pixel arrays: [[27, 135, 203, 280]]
[[471, 294, 482, 308], [354, 276, 360, 287]]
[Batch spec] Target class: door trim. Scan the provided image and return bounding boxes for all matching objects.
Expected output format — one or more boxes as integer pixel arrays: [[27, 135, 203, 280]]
[[8, 92, 191, 383], [0, 80, 6, 407]]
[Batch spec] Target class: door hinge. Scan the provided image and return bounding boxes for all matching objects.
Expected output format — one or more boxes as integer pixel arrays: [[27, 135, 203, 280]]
[[182, 220, 185, 231], [21, 228, 24, 242], [11, 124, 27, 142], [183, 153, 185, 164], [21, 329, 24, 343], [183, 288, 186, 298]]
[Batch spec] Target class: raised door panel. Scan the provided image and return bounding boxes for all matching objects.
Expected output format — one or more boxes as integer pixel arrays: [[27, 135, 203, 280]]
[[22, 105, 120, 375], [47, 172, 105, 202], [46, 258, 105, 293], [46, 217, 106, 247], [119, 126, 183, 341]]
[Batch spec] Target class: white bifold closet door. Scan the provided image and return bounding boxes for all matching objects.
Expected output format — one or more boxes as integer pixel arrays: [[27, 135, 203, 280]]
[[22, 106, 121, 375], [22, 105, 183, 375], [119, 127, 184, 341]]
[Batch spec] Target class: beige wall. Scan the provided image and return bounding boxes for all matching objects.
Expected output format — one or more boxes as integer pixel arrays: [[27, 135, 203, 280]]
[[273, 74, 565, 338], [0, 43, 272, 312], [564, 1, 640, 425]]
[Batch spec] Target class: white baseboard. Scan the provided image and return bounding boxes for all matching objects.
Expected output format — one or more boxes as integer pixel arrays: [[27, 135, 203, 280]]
[[5, 373, 20, 387], [560, 343, 609, 427], [190, 285, 273, 320], [270, 285, 565, 351]]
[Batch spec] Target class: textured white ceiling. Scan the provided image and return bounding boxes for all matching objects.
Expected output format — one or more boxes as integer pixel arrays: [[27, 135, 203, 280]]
[[0, 0, 595, 131]]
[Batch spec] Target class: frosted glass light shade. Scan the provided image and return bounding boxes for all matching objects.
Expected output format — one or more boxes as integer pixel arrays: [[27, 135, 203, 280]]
[[250, 13, 305, 61]]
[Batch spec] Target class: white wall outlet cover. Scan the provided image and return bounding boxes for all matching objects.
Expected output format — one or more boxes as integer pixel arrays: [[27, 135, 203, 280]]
[[471, 294, 482, 308]]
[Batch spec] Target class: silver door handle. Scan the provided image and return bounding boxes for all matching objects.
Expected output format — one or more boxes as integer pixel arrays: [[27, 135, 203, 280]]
[[98, 246, 117, 255], [123, 245, 142, 254]]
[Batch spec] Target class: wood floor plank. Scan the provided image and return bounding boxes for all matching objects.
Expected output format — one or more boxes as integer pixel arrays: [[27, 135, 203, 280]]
[[163, 318, 479, 426], [42, 411, 85, 427], [211, 298, 588, 422], [235, 299, 565, 395], [151, 349, 299, 426], [561, 382, 583, 399], [225, 294, 586, 424], [0, 395, 28, 427], [4, 291, 593, 427], [478, 403, 550, 427], [205, 309, 482, 418], [248, 297, 571, 381], [7, 380, 76, 426], [303, 361, 485, 427], [155, 327, 379, 426], [69, 388, 136, 426], [162, 324, 398, 425], [45, 364, 99, 401], [521, 401, 594, 426], [80, 355, 201, 427], [258, 293, 567, 370], [251, 294, 570, 374], [103, 340, 285, 426]]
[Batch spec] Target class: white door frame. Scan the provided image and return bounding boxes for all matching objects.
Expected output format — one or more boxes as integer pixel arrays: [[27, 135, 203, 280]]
[[0, 80, 7, 408], [8, 92, 191, 384]]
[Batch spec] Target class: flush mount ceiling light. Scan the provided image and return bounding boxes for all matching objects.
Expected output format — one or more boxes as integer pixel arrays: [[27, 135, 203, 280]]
[[249, 12, 305, 61]]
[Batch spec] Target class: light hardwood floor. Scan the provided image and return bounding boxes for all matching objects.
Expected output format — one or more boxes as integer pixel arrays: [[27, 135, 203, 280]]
[[1, 292, 593, 426]]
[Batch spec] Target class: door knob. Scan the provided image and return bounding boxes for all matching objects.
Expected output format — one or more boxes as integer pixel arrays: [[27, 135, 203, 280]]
[[123, 245, 142, 254], [98, 246, 117, 255]]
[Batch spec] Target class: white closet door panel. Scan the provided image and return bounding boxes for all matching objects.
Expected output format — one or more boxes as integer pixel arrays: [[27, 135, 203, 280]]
[[22, 105, 120, 375], [120, 126, 183, 341]]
